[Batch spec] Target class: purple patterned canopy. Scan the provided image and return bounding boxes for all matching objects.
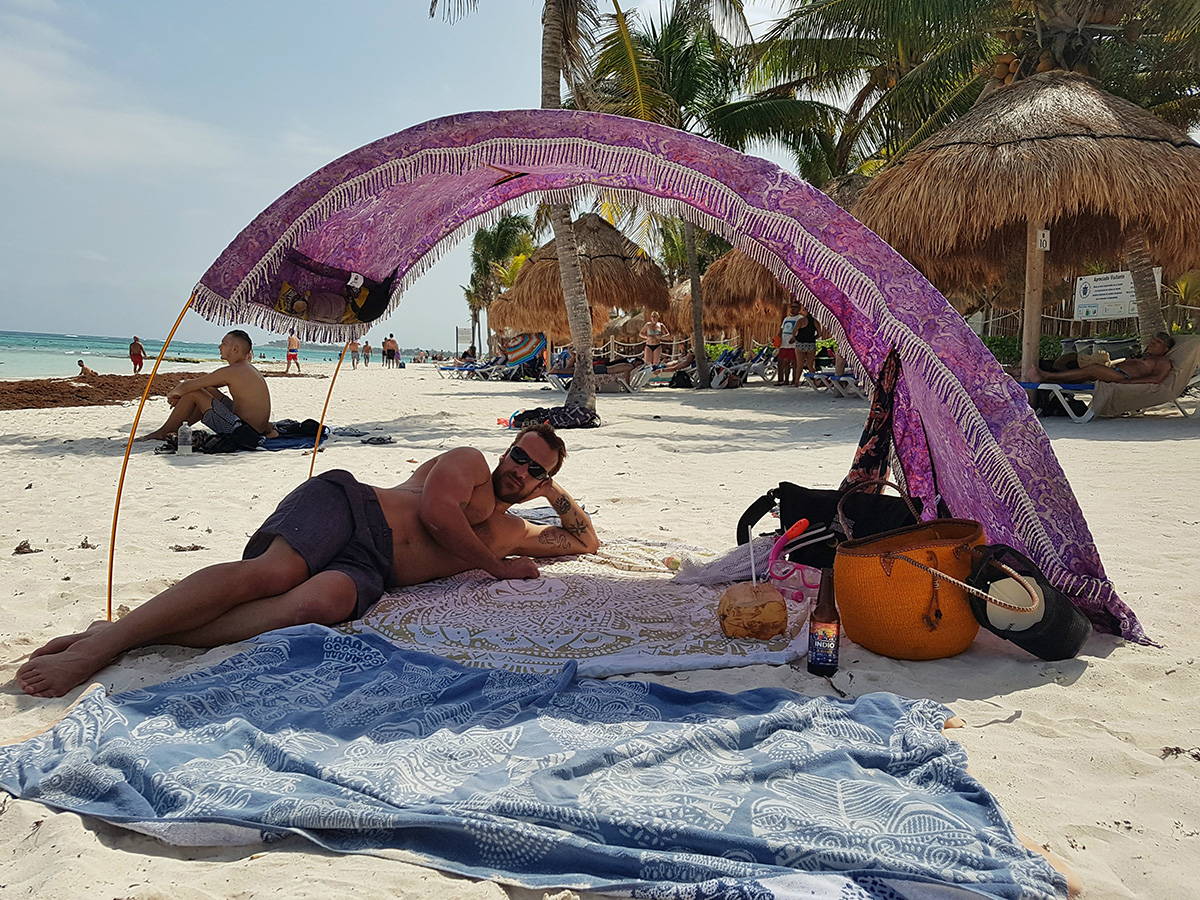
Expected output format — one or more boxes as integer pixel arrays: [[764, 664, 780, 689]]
[[195, 109, 1142, 641]]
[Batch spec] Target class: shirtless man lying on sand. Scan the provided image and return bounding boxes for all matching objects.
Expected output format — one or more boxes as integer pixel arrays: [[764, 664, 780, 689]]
[[1037, 332, 1174, 385], [137, 329, 274, 442], [16, 423, 598, 697]]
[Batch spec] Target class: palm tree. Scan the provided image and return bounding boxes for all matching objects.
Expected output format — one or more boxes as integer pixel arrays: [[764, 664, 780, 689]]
[[432, 0, 749, 406], [763, 0, 1200, 342], [466, 214, 535, 349], [590, 1, 832, 386], [431, 0, 603, 408]]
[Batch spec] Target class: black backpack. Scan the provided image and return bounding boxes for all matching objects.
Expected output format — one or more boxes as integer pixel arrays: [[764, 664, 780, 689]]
[[736, 481, 920, 569], [668, 370, 693, 388]]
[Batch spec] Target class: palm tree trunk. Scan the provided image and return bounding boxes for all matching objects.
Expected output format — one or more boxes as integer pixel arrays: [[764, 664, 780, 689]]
[[684, 220, 710, 388], [1124, 224, 1166, 346], [542, 1, 597, 409]]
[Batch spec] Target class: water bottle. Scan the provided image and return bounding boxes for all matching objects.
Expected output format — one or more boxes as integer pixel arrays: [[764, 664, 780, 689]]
[[176, 422, 192, 455], [807, 568, 840, 677]]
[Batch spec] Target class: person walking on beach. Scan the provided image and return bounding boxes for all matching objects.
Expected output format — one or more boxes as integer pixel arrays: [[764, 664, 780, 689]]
[[777, 300, 803, 386], [129, 336, 146, 374], [285, 330, 301, 374], [135, 330, 273, 444], [362, 339, 371, 368], [15, 424, 598, 698], [639, 311, 670, 367], [349, 338, 360, 370]]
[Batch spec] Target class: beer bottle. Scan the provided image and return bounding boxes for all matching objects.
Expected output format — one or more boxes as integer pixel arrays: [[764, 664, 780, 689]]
[[807, 568, 840, 677]]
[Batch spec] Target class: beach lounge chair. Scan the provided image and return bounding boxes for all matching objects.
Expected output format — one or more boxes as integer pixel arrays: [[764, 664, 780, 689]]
[[744, 347, 777, 383], [1019, 336, 1200, 422], [549, 364, 653, 394], [437, 355, 502, 379], [490, 335, 547, 381], [710, 349, 754, 389], [801, 370, 839, 392]]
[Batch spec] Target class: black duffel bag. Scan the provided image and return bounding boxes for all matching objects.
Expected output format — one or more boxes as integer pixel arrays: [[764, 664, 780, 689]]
[[736, 481, 920, 569]]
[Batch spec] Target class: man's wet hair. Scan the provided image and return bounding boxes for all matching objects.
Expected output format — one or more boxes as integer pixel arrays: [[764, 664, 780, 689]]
[[226, 330, 253, 352], [516, 422, 567, 475], [1155, 331, 1176, 350]]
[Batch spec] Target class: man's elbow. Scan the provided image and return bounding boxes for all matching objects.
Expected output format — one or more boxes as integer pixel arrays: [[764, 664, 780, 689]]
[[577, 532, 601, 555]]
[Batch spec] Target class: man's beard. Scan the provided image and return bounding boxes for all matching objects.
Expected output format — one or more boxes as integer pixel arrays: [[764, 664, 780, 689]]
[[492, 468, 532, 504]]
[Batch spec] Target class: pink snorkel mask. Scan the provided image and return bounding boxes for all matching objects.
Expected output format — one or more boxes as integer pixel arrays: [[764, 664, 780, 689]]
[[767, 519, 823, 607]]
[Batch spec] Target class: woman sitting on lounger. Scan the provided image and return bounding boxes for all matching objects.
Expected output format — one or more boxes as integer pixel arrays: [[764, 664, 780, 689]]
[[1038, 333, 1174, 385]]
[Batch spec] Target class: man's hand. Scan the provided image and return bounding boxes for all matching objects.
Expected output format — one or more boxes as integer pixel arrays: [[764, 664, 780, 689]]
[[493, 556, 540, 580], [166, 387, 183, 407]]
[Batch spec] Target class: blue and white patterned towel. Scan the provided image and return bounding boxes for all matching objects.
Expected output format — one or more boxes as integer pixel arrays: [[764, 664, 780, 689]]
[[0, 625, 1065, 899]]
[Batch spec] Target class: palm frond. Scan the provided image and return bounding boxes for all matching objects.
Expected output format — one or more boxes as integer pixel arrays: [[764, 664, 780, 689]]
[[703, 96, 843, 149], [428, 0, 478, 21], [593, 5, 678, 123]]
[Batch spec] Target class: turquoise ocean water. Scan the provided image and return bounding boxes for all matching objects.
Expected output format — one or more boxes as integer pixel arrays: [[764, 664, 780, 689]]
[[0, 330, 350, 380]]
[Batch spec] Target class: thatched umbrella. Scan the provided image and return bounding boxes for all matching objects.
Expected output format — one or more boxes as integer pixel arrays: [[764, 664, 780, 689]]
[[702, 249, 792, 314], [667, 282, 729, 337], [668, 281, 780, 348], [853, 72, 1200, 378], [489, 212, 669, 343]]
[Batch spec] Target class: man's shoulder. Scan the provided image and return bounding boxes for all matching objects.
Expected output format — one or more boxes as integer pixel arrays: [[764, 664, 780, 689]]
[[437, 446, 489, 468]]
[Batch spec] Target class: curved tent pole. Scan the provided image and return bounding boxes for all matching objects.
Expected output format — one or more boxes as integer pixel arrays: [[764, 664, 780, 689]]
[[106, 292, 196, 622], [308, 340, 351, 479]]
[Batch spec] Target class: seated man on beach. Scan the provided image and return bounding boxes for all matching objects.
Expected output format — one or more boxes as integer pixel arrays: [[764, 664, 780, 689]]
[[137, 330, 273, 443], [76, 359, 99, 377], [16, 424, 598, 698], [1037, 332, 1174, 385]]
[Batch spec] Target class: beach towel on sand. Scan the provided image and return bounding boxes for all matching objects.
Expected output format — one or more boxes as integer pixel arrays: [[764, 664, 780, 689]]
[[0, 625, 1065, 899], [344, 539, 803, 676]]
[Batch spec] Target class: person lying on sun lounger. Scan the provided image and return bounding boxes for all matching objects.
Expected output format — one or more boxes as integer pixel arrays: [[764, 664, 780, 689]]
[[1037, 332, 1174, 385], [136, 330, 276, 442], [16, 423, 599, 698]]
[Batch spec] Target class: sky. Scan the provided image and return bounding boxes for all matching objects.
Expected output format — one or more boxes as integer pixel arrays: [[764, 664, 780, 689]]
[[0, 0, 786, 350]]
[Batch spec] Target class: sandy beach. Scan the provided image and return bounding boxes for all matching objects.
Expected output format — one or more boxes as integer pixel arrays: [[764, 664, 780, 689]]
[[1, 364, 1197, 899]]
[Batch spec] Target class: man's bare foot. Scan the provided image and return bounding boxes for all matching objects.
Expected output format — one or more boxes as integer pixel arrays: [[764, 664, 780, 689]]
[[16, 636, 117, 698], [135, 432, 168, 443], [28, 621, 112, 659]]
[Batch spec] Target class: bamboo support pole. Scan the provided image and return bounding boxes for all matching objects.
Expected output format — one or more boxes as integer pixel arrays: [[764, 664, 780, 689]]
[[308, 340, 351, 479], [105, 292, 196, 622]]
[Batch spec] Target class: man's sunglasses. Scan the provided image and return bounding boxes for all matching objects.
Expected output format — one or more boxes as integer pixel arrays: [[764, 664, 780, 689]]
[[508, 445, 550, 481]]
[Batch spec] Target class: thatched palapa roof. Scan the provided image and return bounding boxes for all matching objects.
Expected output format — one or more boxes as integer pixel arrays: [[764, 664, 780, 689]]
[[853, 72, 1200, 294], [488, 213, 669, 341], [702, 249, 792, 314]]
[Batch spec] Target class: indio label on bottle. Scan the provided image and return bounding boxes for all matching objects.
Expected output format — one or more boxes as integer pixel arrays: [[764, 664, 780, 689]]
[[808, 622, 840, 665]]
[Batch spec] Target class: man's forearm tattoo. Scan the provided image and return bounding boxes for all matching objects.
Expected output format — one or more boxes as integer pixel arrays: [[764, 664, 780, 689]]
[[563, 521, 589, 537], [538, 528, 575, 550], [551, 496, 572, 515]]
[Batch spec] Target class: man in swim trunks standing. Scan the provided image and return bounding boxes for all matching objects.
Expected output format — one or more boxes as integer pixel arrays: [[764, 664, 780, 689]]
[[16, 424, 598, 698], [1037, 332, 1174, 385], [136, 330, 272, 443], [285, 330, 301, 374], [129, 336, 146, 374]]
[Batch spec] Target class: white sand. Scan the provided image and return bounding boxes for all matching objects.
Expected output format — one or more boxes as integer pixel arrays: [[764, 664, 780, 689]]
[[1, 364, 1196, 898]]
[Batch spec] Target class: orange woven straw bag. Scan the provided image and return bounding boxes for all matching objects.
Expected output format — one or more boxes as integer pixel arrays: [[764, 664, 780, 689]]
[[833, 481, 1017, 660]]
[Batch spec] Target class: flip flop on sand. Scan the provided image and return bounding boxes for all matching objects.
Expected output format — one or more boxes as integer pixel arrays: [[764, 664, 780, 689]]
[[360, 435, 394, 445]]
